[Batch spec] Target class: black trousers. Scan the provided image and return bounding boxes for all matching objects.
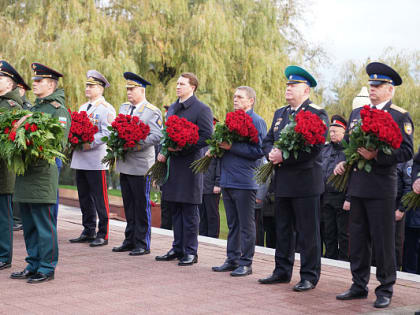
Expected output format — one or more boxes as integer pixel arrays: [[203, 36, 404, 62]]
[[274, 196, 321, 285], [199, 193, 221, 238], [160, 198, 172, 230], [395, 216, 405, 270], [349, 197, 396, 298], [263, 216, 276, 249], [321, 192, 349, 261], [255, 208, 265, 246], [222, 188, 256, 267], [76, 170, 109, 239], [120, 174, 151, 250], [403, 227, 420, 274], [169, 202, 199, 255]]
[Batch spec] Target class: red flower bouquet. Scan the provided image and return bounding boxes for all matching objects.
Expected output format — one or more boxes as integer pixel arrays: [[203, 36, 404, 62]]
[[101, 113, 150, 168], [328, 105, 402, 192], [191, 109, 259, 173], [68, 111, 98, 151], [0, 109, 66, 175], [146, 115, 199, 185], [255, 110, 327, 184]]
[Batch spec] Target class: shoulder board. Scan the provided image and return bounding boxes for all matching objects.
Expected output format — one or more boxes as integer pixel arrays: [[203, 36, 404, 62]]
[[50, 101, 62, 109], [145, 103, 159, 112], [7, 100, 17, 107], [390, 104, 407, 114], [308, 103, 322, 110], [120, 102, 131, 107], [99, 101, 112, 109]]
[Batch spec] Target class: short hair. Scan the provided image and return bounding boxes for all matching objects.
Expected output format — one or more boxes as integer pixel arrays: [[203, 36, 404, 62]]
[[47, 78, 58, 90], [180, 72, 199, 92], [236, 86, 257, 106]]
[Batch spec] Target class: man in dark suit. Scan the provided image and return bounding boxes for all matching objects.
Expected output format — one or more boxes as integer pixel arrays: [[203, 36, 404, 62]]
[[155, 73, 213, 266], [335, 62, 414, 308], [259, 66, 328, 292]]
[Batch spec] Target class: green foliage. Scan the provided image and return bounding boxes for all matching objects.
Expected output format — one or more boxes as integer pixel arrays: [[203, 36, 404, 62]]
[[0, 0, 323, 126]]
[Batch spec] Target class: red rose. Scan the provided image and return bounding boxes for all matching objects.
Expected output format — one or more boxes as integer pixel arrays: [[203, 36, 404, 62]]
[[8, 131, 16, 141]]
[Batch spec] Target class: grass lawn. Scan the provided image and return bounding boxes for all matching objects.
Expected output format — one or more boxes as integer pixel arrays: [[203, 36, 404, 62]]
[[59, 185, 229, 240]]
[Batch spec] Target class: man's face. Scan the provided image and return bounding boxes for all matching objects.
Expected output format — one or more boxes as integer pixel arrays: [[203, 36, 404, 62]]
[[32, 78, 51, 97], [176, 76, 195, 99], [369, 83, 393, 105], [233, 89, 253, 111], [0, 76, 13, 95], [85, 84, 103, 100], [126, 86, 144, 105], [329, 126, 345, 143], [285, 83, 308, 104]]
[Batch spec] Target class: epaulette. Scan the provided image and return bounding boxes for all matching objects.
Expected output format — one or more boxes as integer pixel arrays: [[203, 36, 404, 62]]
[[390, 104, 407, 114], [308, 103, 322, 110], [120, 102, 131, 107], [50, 101, 62, 109], [145, 103, 159, 112], [7, 100, 17, 107], [99, 101, 112, 109]]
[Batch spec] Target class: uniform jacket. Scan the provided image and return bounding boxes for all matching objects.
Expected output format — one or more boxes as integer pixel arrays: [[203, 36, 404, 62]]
[[346, 101, 414, 199], [220, 109, 267, 190], [321, 142, 346, 193], [202, 156, 221, 194], [21, 95, 32, 110], [14, 89, 71, 204], [0, 88, 23, 194], [408, 153, 420, 228], [396, 160, 412, 212], [161, 94, 213, 204], [71, 97, 116, 171], [262, 98, 329, 197], [116, 100, 163, 176]]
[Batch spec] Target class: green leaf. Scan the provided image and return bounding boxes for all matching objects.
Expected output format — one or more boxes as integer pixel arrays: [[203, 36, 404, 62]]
[[357, 159, 365, 170], [364, 163, 372, 173], [283, 150, 289, 159]]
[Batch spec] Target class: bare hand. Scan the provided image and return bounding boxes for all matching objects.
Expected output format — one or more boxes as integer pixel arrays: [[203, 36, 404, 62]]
[[168, 147, 182, 152], [343, 201, 350, 211], [157, 153, 167, 163], [357, 147, 378, 160], [256, 198, 263, 204], [213, 186, 221, 194], [395, 209, 404, 221], [268, 148, 283, 165], [205, 149, 213, 157], [334, 161, 346, 175], [219, 142, 232, 150], [413, 178, 420, 194]]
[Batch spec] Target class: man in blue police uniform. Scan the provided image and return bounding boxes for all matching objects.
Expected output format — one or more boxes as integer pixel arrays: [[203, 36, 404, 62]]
[[69, 70, 115, 247], [112, 72, 162, 255], [0, 61, 23, 271], [335, 62, 413, 308], [259, 66, 328, 292], [212, 86, 266, 276], [155, 72, 213, 266]]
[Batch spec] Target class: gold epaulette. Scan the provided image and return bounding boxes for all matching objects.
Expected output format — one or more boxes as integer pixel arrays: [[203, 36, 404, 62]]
[[145, 103, 160, 112], [99, 101, 112, 109], [308, 103, 322, 110], [390, 104, 407, 114], [50, 101, 61, 109]]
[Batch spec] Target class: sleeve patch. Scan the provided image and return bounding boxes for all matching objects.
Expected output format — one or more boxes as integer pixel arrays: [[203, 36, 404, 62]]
[[404, 122, 413, 135], [58, 117, 67, 126], [156, 117, 163, 128]]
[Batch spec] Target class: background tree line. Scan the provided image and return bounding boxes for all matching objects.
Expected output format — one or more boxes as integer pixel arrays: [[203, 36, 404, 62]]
[[0, 0, 419, 144]]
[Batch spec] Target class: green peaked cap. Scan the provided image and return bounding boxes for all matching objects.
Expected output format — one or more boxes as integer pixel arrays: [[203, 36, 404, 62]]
[[284, 65, 317, 88]]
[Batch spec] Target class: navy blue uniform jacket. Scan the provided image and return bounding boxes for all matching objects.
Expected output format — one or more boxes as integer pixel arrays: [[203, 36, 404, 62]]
[[345, 101, 413, 199], [162, 95, 213, 204], [262, 99, 329, 197]]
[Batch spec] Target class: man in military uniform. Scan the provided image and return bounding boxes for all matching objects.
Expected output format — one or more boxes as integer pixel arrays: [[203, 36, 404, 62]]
[[17, 79, 32, 110], [335, 62, 413, 308], [69, 70, 116, 247], [259, 66, 328, 292], [112, 72, 162, 256], [10, 63, 71, 283], [0, 61, 23, 271], [155, 72, 213, 266]]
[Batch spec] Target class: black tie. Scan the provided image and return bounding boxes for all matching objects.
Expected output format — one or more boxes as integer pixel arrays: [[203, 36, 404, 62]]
[[86, 104, 92, 111], [371, 105, 377, 110], [129, 105, 135, 115]]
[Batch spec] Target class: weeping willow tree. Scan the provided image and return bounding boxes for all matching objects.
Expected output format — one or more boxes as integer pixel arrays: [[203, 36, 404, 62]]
[[326, 48, 420, 146], [0, 0, 324, 123]]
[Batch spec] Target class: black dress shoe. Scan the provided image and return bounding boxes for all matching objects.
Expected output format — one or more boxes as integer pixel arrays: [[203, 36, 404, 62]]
[[336, 289, 368, 300], [27, 272, 54, 283], [231, 265, 252, 277], [89, 238, 108, 247], [374, 296, 391, 308], [112, 244, 134, 252], [178, 254, 198, 266], [0, 262, 11, 270], [69, 234, 96, 243], [258, 273, 290, 284], [155, 249, 183, 261], [10, 269, 36, 279], [293, 280, 315, 292], [13, 223, 23, 231], [129, 248, 150, 256], [212, 262, 239, 272]]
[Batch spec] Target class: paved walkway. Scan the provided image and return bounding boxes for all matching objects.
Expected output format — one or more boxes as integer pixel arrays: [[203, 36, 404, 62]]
[[1, 205, 420, 315]]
